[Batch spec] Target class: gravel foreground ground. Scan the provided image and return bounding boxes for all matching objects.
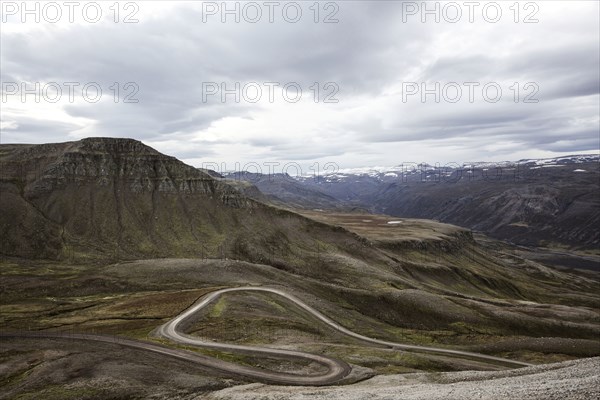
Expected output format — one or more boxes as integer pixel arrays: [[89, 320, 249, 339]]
[[205, 357, 600, 400]]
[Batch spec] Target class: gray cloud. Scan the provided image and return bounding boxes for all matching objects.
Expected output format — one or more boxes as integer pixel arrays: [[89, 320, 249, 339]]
[[1, 1, 598, 167], [0, 117, 81, 144]]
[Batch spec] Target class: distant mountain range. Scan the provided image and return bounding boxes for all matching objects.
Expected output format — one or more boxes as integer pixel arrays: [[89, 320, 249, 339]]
[[293, 154, 599, 184], [223, 154, 600, 250]]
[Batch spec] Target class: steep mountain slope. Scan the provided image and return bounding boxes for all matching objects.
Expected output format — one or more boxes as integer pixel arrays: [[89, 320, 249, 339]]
[[0, 138, 368, 263]]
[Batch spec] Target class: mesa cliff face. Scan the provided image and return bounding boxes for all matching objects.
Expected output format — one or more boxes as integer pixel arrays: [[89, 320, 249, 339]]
[[0, 138, 301, 260], [6, 138, 248, 201]]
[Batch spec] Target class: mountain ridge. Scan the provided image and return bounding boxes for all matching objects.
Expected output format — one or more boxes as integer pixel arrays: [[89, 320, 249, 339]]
[[226, 154, 600, 250], [0, 138, 367, 263]]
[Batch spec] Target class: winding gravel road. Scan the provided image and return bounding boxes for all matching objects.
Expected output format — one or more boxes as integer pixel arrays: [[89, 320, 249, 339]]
[[3, 286, 532, 386], [157, 287, 532, 379]]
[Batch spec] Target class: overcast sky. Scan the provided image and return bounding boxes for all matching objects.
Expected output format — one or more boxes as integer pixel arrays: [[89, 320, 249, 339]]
[[1, 1, 598, 173]]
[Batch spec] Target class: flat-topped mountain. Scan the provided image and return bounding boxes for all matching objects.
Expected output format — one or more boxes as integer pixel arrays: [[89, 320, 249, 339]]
[[1, 138, 249, 203], [0, 138, 362, 262]]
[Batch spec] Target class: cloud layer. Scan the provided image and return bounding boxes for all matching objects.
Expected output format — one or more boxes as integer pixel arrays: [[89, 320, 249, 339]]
[[1, 1, 598, 172]]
